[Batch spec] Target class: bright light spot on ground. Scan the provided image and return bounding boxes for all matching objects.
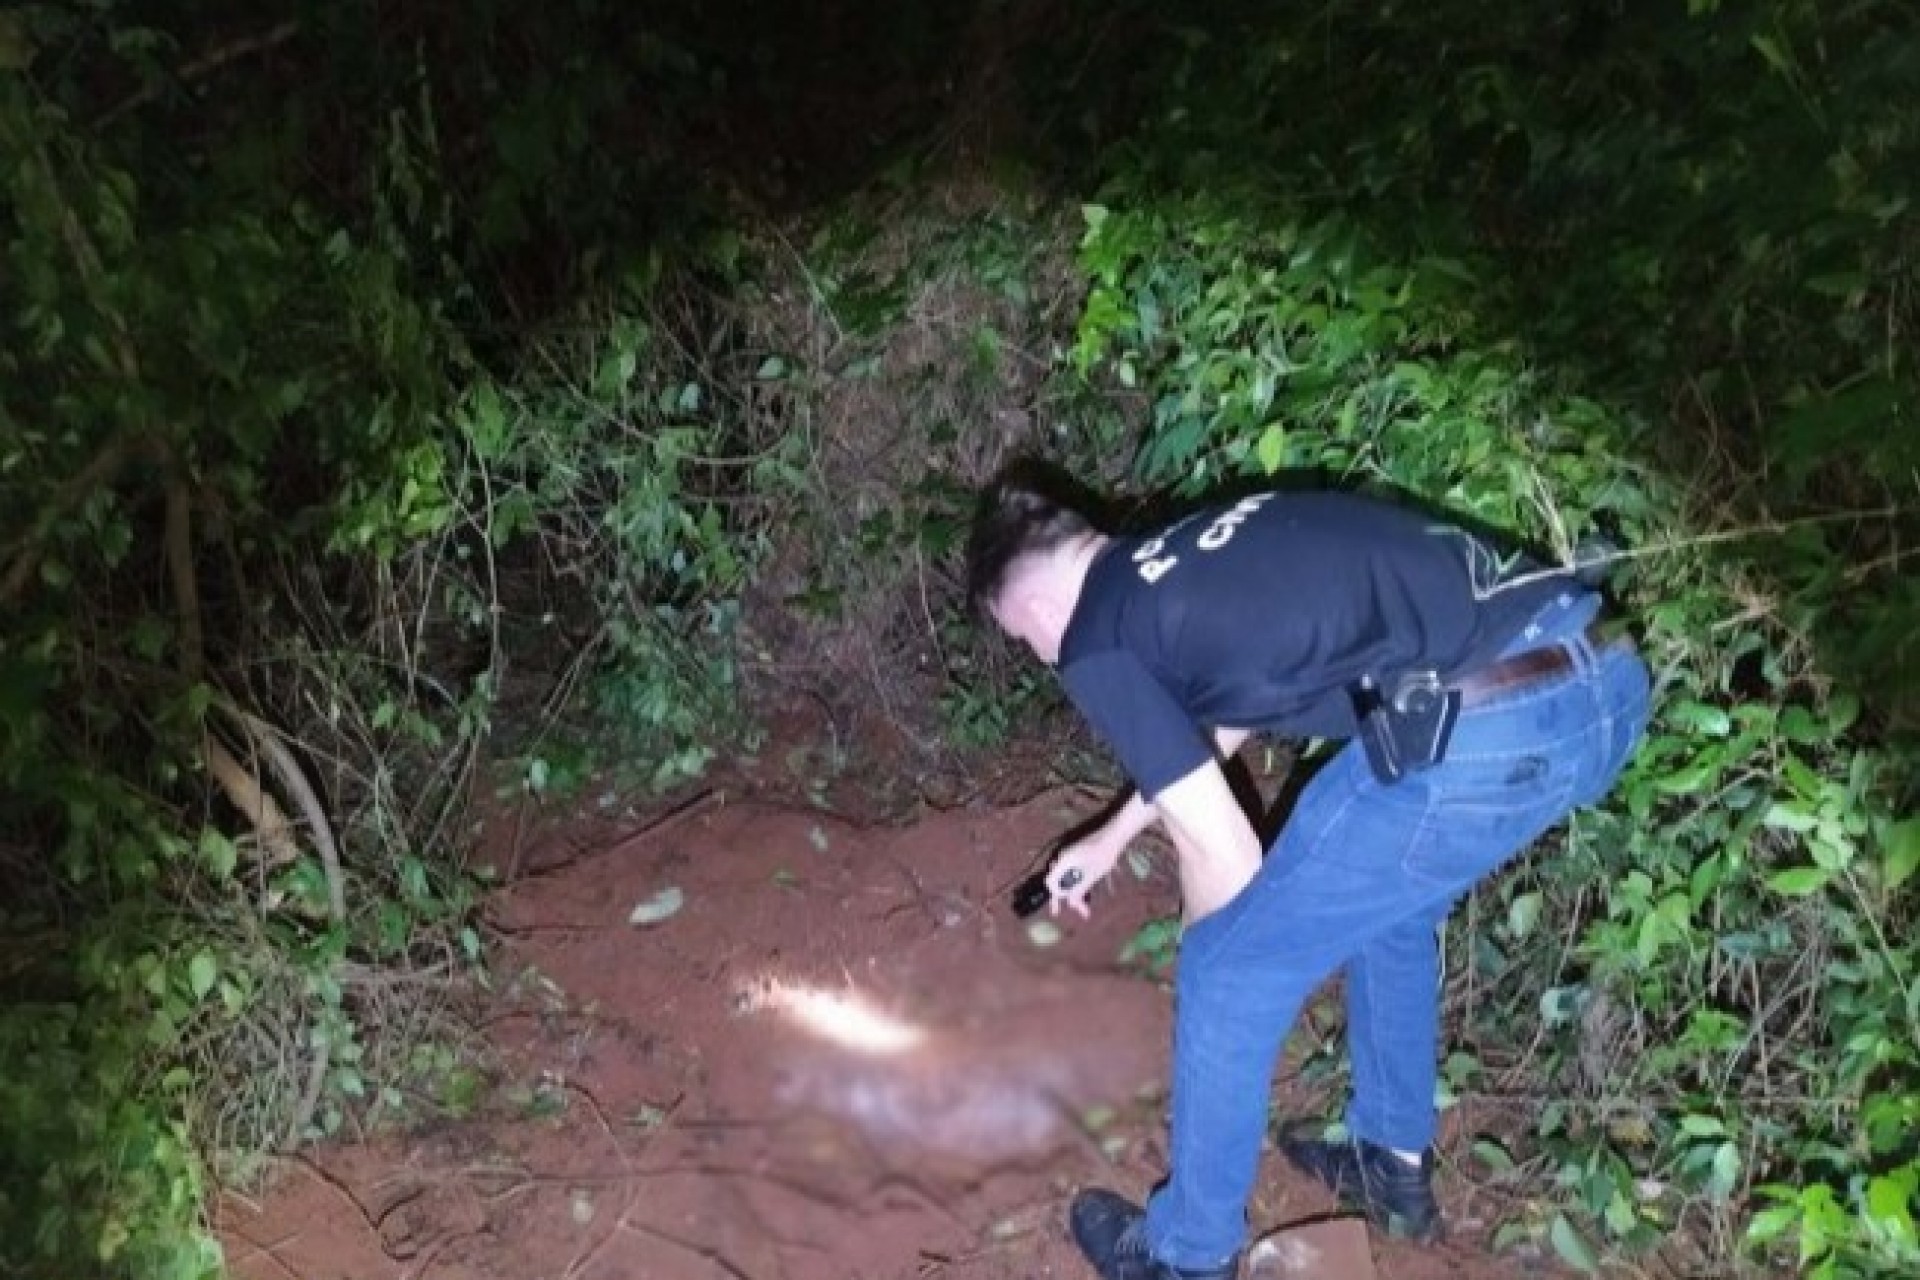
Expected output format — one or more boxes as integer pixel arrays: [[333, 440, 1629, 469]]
[[755, 979, 928, 1055]]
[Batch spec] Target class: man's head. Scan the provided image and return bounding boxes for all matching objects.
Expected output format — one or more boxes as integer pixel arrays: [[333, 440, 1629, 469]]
[[966, 470, 1103, 664]]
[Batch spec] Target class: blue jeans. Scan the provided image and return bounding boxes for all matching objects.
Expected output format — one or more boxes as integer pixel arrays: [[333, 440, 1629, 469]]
[[1142, 594, 1653, 1269]]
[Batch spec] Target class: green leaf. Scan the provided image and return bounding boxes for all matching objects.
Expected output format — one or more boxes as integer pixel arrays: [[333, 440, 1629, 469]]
[[1472, 1138, 1515, 1172], [465, 381, 509, 458], [1865, 1174, 1917, 1247], [1507, 890, 1542, 940], [1654, 760, 1719, 795], [1604, 1192, 1639, 1237], [1549, 1214, 1599, 1273], [1779, 705, 1823, 744], [1490, 1221, 1531, 1252], [1766, 866, 1831, 897], [1667, 701, 1731, 737], [1884, 818, 1920, 890], [187, 951, 217, 1002], [1800, 1183, 1846, 1266], [399, 855, 431, 903], [1761, 803, 1818, 833], [1746, 1202, 1799, 1245], [1750, 33, 1792, 80], [1826, 693, 1860, 736], [1806, 271, 1865, 300], [1807, 825, 1853, 872], [1679, 1114, 1725, 1138], [199, 829, 238, 879], [1255, 424, 1287, 474], [1709, 1141, 1741, 1202]]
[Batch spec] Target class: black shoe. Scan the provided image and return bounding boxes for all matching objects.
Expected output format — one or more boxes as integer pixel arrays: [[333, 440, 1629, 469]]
[[1279, 1134, 1442, 1241], [1068, 1189, 1239, 1280]]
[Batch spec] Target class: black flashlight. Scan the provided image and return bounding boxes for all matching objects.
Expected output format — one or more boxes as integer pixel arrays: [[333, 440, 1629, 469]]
[[1011, 865, 1082, 918]]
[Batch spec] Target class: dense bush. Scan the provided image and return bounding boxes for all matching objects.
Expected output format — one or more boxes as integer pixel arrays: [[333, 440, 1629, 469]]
[[1037, 1, 1917, 1273], [1, 6, 784, 1274]]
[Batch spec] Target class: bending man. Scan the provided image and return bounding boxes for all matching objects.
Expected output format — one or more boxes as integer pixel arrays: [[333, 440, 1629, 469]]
[[966, 472, 1651, 1280]]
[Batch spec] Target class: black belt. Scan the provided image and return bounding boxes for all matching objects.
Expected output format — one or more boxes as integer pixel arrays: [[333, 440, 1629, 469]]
[[1454, 621, 1628, 710]]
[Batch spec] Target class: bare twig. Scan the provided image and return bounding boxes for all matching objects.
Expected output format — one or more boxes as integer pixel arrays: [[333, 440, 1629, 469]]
[[509, 787, 722, 884], [1496, 884, 1588, 1090], [402, 1229, 487, 1280], [221, 1229, 304, 1280], [0, 432, 156, 604], [98, 21, 303, 127], [561, 1081, 648, 1280], [166, 477, 205, 681], [204, 735, 302, 869], [217, 702, 347, 923], [208, 701, 347, 1155], [1479, 501, 1913, 600], [283, 1045, 330, 1154]]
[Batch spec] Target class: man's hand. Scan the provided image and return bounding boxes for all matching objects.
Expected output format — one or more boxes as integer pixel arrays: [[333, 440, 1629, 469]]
[[1046, 835, 1127, 918]]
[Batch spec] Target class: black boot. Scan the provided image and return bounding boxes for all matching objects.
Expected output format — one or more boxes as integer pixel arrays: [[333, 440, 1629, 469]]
[[1279, 1135, 1442, 1241], [1068, 1189, 1239, 1280]]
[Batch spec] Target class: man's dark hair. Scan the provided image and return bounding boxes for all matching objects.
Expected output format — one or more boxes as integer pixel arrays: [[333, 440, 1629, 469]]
[[965, 466, 1097, 614]]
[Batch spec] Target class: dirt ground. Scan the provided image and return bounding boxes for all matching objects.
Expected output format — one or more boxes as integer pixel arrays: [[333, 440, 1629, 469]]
[[217, 777, 1564, 1280]]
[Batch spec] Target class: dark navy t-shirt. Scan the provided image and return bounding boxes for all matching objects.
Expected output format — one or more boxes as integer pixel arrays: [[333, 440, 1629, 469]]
[[1056, 491, 1573, 799]]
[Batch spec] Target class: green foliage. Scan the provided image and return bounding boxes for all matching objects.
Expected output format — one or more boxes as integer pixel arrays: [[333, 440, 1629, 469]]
[[1050, 2, 1920, 1272], [1120, 916, 1182, 977], [0, 995, 220, 1280], [0, 6, 784, 1276], [939, 667, 1052, 750], [453, 298, 791, 789]]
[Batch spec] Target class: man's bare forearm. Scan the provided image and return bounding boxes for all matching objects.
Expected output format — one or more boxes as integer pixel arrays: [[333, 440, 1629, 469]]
[[1153, 763, 1265, 921], [1100, 727, 1253, 849], [1213, 725, 1252, 759]]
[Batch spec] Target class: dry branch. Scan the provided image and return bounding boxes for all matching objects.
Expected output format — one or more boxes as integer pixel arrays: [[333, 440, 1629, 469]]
[[204, 734, 302, 869], [283, 1039, 331, 1155], [166, 476, 205, 682], [0, 432, 156, 604], [211, 703, 348, 1154], [216, 703, 347, 924], [98, 21, 303, 128]]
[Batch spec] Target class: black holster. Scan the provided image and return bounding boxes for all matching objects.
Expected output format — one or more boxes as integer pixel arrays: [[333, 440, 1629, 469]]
[[1351, 671, 1461, 785]]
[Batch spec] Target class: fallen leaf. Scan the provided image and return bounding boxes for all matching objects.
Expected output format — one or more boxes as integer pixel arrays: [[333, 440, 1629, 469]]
[[629, 886, 685, 926], [1026, 920, 1062, 947]]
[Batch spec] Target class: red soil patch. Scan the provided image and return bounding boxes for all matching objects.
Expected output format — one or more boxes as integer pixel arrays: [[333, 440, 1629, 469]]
[[218, 789, 1558, 1280]]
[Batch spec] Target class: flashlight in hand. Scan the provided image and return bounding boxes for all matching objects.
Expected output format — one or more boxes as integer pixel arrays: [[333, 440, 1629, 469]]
[[1011, 864, 1082, 918]]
